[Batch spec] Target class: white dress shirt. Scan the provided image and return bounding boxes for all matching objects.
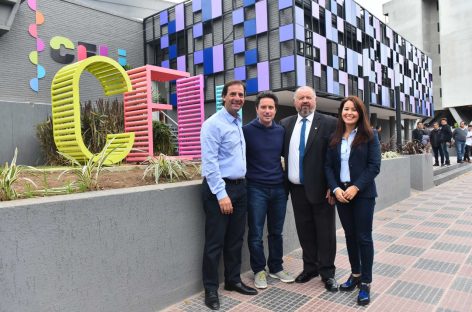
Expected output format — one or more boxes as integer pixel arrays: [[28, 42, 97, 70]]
[[288, 112, 314, 184]]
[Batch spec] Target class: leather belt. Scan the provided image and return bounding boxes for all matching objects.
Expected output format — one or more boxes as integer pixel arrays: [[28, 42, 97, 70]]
[[223, 178, 246, 185]]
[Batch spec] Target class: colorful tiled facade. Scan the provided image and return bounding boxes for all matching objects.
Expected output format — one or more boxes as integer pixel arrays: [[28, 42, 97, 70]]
[[144, 0, 433, 117]]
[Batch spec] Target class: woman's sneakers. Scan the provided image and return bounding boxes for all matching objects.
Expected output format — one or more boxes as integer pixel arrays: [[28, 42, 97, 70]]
[[357, 283, 371, 306], [339, 274, 361, 291]]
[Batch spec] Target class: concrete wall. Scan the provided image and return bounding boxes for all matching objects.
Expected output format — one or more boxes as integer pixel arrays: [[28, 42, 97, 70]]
[[439, 0, 472, 108], [375, 156, 411, 209], [409, 153, 434, 191], [0, 181, 300, 312], [0, 100, 51, 165]]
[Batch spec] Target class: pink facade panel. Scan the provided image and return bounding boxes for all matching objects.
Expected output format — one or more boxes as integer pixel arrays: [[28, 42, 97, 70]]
[[176, 75, 204, 158]]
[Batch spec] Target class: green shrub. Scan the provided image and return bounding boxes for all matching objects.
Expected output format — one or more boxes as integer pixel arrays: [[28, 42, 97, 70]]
[[36, 98, 125, 165], [152, 120, 176, 156]]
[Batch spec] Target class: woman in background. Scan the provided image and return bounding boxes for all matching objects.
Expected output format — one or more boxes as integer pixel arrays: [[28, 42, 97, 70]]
[[324, 96, 381, 306]]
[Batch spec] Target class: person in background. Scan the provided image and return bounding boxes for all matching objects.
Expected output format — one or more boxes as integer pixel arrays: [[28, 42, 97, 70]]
[[429, 122, 444, 166], [280, 86, 339, 292], [200, 80, 257, 310], [412, 122, 425, 144], [375, 125, 382, 142], [439, 118, 452, 166], [325, 96, 381, 306], [452, 121, 467, 163], [465, 124, 472, 163], [243, 91, 295, 289]]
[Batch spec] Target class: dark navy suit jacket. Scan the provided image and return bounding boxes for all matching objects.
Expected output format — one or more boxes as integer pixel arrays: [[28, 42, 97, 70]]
[[324, 131, 381, 199]]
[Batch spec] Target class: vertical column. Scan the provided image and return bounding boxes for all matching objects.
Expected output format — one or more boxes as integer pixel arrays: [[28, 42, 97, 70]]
[[389, 116, 396, 151]]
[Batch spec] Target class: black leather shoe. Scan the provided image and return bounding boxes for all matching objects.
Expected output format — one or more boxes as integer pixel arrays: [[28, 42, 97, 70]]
[[323, 277, 339, 292], [340, 274, 361, 291], [224, 282, 258, 295], [357, 283, 371, 306], [295, 271, 319, 283], [204, 290, 220, 310]]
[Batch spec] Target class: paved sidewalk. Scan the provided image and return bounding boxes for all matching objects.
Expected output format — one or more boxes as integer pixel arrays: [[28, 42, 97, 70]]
[[164, 172, 472, 312]]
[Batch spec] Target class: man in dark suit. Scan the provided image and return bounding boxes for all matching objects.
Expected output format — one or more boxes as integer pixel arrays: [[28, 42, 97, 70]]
[[280, 86, 338, 292]]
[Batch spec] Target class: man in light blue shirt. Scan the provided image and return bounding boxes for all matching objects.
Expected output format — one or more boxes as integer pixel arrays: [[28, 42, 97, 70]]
[[200, 80, 257, 310]]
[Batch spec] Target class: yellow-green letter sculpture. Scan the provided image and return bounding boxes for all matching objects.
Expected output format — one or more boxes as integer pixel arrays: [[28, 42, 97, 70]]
[[51, 56, 135, 165]]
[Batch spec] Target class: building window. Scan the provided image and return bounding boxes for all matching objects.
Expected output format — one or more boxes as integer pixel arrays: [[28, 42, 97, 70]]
[[339, 57, 345, 71], [440, 88, 442, 97], [314, 47, 320, 62], [437, 22, 440, 32], [438, 44, 440, 54], [439, 66, 441, 75], [297, 40, 305, 56]]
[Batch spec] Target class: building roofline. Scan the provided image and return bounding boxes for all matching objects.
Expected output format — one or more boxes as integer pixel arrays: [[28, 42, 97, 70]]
[[61, 0, 143, 22]]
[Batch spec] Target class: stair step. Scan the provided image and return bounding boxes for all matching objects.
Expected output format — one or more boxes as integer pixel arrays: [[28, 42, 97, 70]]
[[433, 162, 470, 176], [433, 164, 472, 186]]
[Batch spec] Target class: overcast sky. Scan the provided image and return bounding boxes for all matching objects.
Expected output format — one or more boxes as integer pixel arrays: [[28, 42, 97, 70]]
[[355, 0, 391, 20]]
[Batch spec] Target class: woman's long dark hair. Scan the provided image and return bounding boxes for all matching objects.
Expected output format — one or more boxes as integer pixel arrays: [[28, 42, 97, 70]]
[[329, 96, 373, 148]]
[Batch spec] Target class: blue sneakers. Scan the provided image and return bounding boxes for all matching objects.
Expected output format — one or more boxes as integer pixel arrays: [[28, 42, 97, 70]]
[[339, 274, 361, 291], [357, 283, 371, 306]]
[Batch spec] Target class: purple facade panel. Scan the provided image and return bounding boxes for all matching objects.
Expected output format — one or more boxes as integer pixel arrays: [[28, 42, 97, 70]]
[[382, 86, 389, 106], [256, 0, 268, 34], [296, 24, 304, 41], [295, 6, 304, 26], [161, 60, 170, 68], [319, 0, 326, 7], [358, 77, 364, 91], [279, 24, 294, 42], [327, 67, 333, 93], [233, 38, 245, 54], [193, 23, 203, 38], [160, 10, 168, 25], [337, 16, 344, 32], [177, 55, 186, 72], [280, 55, 294, 72], [175, 4, 185, 32], [339, 71, 348, 96], [213, 44, 224, 73], [278, 0, 291, 10], [257, 61, 269, 91], [194, 50, 203, 64], [312, 2, 319, 18], [296, 56, 306, 87], [314, 34, 327, 65], [232, 8, 244, 25], [234, 66, 246, 80], [161, 35, 169, 49], [192, 0, 202, 12], [314, 62, 321, 77], [212, 0, 222, 19]]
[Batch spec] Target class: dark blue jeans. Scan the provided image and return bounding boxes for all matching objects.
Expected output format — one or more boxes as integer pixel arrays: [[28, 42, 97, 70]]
[[440, 142, 450, 164], [337, 197, 375, 284], [247, 182, 288, 274], [456, 140, 466, 162]]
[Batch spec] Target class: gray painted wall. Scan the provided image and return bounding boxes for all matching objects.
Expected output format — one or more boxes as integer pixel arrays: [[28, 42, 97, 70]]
[[0, 100, 51, 165], [0, 0, 144, 104], [0, 181, 300, 312], [0, 155, 412, 311]]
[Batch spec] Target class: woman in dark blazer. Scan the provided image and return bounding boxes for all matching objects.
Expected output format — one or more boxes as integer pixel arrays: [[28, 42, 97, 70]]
[[324, 96, 381, 306]]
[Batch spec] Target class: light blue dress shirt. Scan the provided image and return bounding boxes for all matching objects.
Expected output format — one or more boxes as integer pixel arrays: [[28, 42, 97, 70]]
[[340, 128, 357, 183], [201, 107, 246, 200]]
